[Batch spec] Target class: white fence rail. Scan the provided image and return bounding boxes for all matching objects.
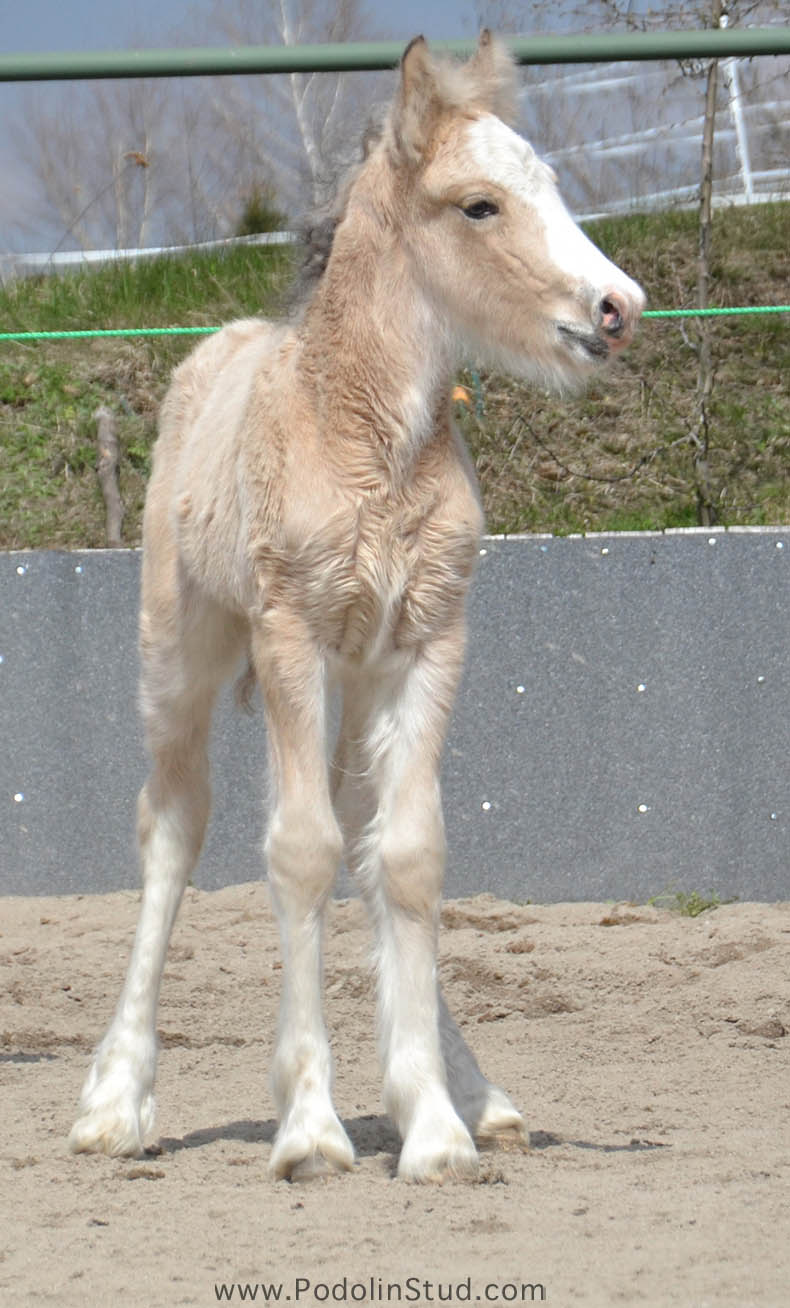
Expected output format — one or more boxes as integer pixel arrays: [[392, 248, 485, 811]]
[[528, 53, 790, 220], [0, 231, 296, 283]]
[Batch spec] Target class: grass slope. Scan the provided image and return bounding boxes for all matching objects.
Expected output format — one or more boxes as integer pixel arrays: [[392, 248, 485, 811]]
[[0, 205, 788, 549]]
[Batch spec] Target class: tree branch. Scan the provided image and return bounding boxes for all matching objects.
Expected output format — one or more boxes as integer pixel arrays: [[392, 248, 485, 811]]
[[94, 406, 124, 548]]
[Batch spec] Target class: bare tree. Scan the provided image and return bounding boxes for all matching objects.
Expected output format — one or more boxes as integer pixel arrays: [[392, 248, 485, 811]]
[[13, 79, 172, 252], [8, 0, 786, 255], [7, 0, 380, 254], [199, 0, 383, 222], [9, 56, 260, 253]]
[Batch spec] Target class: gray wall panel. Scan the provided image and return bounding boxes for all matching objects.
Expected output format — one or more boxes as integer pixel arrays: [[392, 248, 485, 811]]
[[2, 532, 788, 902]]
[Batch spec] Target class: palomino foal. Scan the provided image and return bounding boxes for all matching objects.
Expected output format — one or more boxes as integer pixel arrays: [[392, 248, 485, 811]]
[[70, 34, 644, 1181]]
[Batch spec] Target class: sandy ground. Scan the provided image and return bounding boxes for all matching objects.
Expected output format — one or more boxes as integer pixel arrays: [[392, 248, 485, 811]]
[[2, 884, 790, 1308]]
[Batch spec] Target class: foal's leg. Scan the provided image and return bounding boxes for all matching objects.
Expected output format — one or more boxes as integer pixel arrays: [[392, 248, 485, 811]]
[[348, 633, 480, 1181], [69, 594, 240, 1157], [335, 637, 524, 1178], [438, 995, 527, 1143], [252, 616, 353, 1180]]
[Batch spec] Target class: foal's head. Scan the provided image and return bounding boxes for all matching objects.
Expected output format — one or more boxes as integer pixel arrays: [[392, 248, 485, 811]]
[[376, 32, 645, 390]]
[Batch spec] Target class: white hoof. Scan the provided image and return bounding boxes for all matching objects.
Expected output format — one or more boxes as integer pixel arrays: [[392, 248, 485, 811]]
[[474, 1085, 529, 1145], [69, 1037, 156, 1157], [270, 1112, 355, 1181], [397, 1108, 479, 1183], [69, 1090, 154, 1157]]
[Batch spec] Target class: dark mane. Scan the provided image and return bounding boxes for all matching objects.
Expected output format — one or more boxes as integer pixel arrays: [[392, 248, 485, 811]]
[[289, 117, 386, 308], [293, 215, 340, 298]]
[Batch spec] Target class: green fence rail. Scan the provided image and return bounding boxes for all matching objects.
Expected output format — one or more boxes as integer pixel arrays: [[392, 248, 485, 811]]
[[0, 307, 788, 343], [1, 27, 790, 83], [2, 26, 787, 347]]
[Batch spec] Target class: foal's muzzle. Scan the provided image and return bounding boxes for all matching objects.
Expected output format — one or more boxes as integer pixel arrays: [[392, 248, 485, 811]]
[[597, 286, 645, 352]]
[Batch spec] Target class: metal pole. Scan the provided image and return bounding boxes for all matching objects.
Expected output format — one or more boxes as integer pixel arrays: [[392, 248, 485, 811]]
[[693, 0, 722, 527], [720, 17, 755, 204], [724, 58, 754, 203], [0, 28, 789, 83]]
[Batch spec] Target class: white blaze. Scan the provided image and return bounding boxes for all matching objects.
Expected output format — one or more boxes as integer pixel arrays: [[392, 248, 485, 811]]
[[464, 115, 643, 306]]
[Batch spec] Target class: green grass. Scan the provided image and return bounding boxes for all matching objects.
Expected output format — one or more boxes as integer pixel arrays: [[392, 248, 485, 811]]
[[0, 244, 293, 334], [0, 245, 292, 548], [647, 887, 738, 917], [1, 206, 788, 549]]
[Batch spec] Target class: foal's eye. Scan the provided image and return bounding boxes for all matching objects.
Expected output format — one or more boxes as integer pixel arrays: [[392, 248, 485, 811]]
[[461, 199, 499, 221]]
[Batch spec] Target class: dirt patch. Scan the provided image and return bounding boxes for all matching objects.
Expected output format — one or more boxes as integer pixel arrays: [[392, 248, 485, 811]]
[[1, 885, 789, 1306]]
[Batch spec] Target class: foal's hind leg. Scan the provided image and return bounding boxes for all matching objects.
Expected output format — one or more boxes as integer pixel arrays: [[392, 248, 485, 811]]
[[251, 615, 353, 1180], [438, 995, 527, 1145], [69, 592, 241, 1157]]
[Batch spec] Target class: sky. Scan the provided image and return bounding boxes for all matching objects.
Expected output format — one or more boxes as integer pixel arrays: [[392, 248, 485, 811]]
[[1, 0, 480, 53]]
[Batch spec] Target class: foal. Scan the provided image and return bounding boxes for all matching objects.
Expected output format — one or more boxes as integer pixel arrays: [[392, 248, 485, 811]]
[[69, 33, 644, 1181]]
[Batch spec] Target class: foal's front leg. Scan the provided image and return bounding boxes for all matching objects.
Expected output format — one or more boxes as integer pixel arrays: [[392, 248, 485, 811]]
[[354, 641, 480, 1181], [252, 618, 353, 1179]]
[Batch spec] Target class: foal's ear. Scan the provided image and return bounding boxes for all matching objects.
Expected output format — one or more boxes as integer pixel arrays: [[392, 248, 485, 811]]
[[392, 35, 444, 163], [466, 29, 518, 124]]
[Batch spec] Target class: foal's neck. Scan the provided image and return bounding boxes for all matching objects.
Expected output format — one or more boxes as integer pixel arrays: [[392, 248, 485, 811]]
[[301, 204, 455, 486]]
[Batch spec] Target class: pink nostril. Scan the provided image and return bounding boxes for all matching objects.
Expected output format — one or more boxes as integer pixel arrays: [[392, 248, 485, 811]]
[[599, 291, 628, 338]]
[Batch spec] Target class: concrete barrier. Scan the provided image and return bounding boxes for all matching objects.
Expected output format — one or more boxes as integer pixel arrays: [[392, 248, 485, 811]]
[[2, 530, 788, 902]]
